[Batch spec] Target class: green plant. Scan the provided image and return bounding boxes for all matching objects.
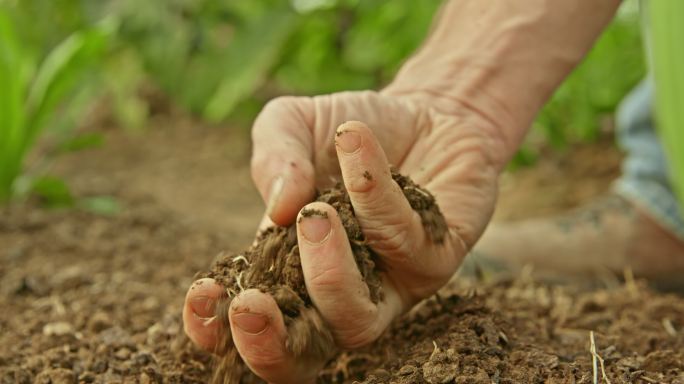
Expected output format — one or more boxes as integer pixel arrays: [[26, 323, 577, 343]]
[[0, 9, 112, 203], [534, 5, 645, 146], [2, 0, 647, 161], [648, 0, 684, 212]]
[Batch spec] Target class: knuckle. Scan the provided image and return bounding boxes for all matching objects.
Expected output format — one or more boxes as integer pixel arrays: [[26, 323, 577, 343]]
[[249, 152, 272, 190], [261, 96, 296, 116], [349, 175, 391, 207], [335, 318, 381, 349], [366, 221, 413, 256], [250, 151, 269, 173], [346, 171, 377, 194], [307, 266, 346, 294], [242, 349, 287, 372], [252, 96, 304, 138]]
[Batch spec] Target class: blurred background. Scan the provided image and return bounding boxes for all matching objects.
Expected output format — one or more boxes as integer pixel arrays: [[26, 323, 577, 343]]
[[0, 0, 644, 214], [3, 3, 680, 383]]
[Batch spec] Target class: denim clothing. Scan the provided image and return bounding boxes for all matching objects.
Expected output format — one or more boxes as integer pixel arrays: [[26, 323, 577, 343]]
[[614, 77, 684, 240]]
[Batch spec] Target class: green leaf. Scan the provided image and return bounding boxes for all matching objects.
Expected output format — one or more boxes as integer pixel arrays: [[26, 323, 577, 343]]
[[31, 176, 74, 208], [648, 0, 684, 213], [58, 132, 105, 152], [25, 20, 113, 150], [78, 196, 121, 216], [203, 8, 299, 122], [0, 8, 29, 202]]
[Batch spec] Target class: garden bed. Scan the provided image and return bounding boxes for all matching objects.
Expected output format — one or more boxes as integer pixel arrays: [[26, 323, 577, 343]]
[[1, 118, 681, 384]]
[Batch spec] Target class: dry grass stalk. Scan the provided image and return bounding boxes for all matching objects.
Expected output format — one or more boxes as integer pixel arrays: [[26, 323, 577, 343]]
[[623, 267, 638, 297], [662, 317, 677, 337], [589, 331, 611, 384]]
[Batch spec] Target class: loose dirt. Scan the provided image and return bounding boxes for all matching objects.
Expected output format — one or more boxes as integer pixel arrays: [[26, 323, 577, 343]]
[[1, 117, 683, 384], [3, 198, 684, 383], [201, 171, 447, 383]]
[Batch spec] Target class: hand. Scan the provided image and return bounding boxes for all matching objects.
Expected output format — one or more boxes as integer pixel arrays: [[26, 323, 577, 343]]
[[183, 90, 505, 383]]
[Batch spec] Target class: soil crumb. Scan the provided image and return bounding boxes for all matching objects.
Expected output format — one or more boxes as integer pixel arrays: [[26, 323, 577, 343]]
[[200, 171, 447, 383], [2, 198, 684, 384]]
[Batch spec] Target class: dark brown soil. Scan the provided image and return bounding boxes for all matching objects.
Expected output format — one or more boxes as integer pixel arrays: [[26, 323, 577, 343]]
[[343, 277, 684, 384], [201, 171, 447, 383], [1, 117, 683, 384]]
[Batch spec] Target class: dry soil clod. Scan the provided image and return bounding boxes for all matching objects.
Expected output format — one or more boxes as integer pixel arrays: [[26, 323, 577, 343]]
[[199, 171, 447, 384]]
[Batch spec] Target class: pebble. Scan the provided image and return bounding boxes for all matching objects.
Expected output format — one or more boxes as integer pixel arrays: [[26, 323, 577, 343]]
[[114, 347, 132, 360], [34, 368, 75, 384], [88, 311, 112, 332], [371, 368, 390, 379], [42, 322, 73, 336], [398, 364, 417, 376]]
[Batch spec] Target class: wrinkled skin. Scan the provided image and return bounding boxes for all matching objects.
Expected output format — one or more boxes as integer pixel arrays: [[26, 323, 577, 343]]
[[182, 90, 505, 384]]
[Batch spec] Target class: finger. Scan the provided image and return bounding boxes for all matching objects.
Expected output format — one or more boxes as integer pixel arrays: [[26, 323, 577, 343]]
[[251, 96, 317, 226], [334, 121, 426, 263], [296, 202, 402, 348], [230, 289, 319, 384], [183, 278, 224, 352]]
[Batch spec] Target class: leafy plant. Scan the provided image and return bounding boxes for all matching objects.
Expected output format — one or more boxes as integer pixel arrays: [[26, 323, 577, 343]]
[[534, 6, 645, 146], [648, 0, 684, 212], [2, 0, 647, 168], [0, 9, 112, 203]]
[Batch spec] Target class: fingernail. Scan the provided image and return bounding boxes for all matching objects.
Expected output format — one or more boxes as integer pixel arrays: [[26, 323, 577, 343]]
[[232, 312, 269, 335], [336, 130, 361, 154], [189, 295, 216, 319], [266, 176, 284, 216], [298, 209, 331, 244]]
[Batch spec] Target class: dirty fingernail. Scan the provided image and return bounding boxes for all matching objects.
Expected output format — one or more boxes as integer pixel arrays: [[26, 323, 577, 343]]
[[232, 312, 269, 335], [298, 210, 331, 244], [266, 176, 284, 216], [336, 130, 361, 154], [189, 295, 216, 319]]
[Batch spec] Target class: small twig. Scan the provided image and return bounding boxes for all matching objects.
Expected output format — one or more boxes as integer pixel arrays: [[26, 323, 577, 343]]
[[498, 331, 509, 345], [429, 340, 439, 360], [589, 331, 611, 384], [232, 255, 250, 267], [662, 318, 677, 337], [623, 267, 638, 296], [404, 186, 431, 199], [590, 331, 598, 384], [236, 272, 245, 292]]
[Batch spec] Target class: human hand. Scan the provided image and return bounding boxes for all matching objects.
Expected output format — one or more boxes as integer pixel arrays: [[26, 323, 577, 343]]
[[183, 90, 507, 383]]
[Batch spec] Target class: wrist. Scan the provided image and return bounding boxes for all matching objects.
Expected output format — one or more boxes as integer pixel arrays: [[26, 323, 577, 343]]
[[383, 0, 620, 170]]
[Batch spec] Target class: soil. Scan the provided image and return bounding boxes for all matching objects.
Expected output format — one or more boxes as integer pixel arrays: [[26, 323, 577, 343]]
[[201, 172, 447, 384], [1, 114, 683, 384]]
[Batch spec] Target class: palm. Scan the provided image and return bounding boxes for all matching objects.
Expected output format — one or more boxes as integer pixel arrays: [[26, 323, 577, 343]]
[[299, 91, 500, 304], [184, 90, 503, 384]]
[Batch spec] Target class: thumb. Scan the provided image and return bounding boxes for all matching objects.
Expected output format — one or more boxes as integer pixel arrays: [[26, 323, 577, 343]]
[[251, 96, 317, 226]]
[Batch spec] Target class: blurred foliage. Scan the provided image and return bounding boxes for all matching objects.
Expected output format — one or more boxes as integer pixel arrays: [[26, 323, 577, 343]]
[[0, 0, 646, 206], [649, 0, 684, 209], [112, 0, 444, 122], [0, 5, 112, 203], [535, 5, 645, 146]]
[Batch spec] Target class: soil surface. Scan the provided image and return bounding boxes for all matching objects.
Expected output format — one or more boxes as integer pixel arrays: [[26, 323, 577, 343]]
[[201, 172, 447, 383], [1, 115, 682, 383]]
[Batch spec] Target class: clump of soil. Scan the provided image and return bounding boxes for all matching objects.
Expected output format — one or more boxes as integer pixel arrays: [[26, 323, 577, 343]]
[[335, 276, 684, 384], [4, 117, 683, 384], [3, 197, 684, 384], [200, 171, 447, 383]]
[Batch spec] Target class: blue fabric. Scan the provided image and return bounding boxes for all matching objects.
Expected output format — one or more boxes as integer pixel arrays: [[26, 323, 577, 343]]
[[614, 77, 684, 240]]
